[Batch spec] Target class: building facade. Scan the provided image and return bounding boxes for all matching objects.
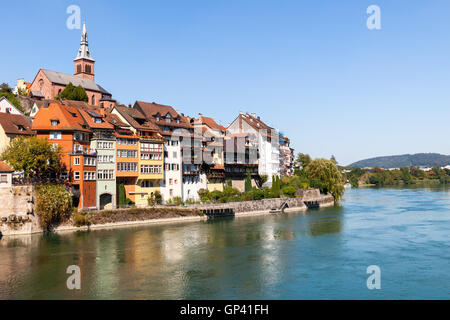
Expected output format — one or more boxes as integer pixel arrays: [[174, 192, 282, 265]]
[[227, 112, 280, 184]]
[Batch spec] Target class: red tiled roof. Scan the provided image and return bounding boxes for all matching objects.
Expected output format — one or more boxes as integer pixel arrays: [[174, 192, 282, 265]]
[[32, 103, 91, 132], [0, 113, 34, 135], [199, 116, 226, 132], [0, 160, 13, 172]]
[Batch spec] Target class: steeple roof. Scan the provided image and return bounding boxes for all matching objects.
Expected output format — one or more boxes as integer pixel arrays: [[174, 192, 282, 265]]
[[74, 21, 95, 62]]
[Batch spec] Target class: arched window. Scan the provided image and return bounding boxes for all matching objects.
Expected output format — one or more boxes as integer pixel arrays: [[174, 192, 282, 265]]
[[91, 95, 95, 105], [76, 64, 82, 74], [85, 65, 91, 74], [58, 89, 62, 95], [39, 79, 44, 90]]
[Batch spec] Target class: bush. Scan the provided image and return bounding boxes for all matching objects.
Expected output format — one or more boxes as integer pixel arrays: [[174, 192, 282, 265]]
[[173, 196, 183, 205], [281, 186, 296, 198], [35, 184, 73, 231], [73, 211, 91, 227]]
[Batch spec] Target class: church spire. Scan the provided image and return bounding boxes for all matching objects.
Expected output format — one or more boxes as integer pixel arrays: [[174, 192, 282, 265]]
[[74, 20, 95, 62]]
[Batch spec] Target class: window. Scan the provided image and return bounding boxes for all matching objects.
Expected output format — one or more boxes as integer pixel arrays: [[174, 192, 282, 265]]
[[0, 175, 7, 183], [140, 193, 146, 199], [49, 131, 61, 140], [74, 171, 80, 180], [77, 64, 82, 73], [84, 171, 96, 180], [94, 117, 102, 123], [97, 169, 114, 180], [117, 162, 137, 172], [51, 120, 59, 126], [174, 179, 178, 185], [165, 114, 171, 123], [170, 189, 173, 197], [85, 65, 92, 74], [173, 151, 177, 158], [74, 157, 80, 165], [84, 157, 96, 166], [140, 165, 162, 174], [169, 178, 173, 185], [60, 172, 68, 180], [91, 95, 95, 105], [141, 181, 153, 188]]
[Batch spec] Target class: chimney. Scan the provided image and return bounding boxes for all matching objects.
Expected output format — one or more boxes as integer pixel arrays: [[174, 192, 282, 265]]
[[128, 104, 131, 108], [239, 111, 243, 115], [257, 116, 260, 120], [251, 113, 256, 118]]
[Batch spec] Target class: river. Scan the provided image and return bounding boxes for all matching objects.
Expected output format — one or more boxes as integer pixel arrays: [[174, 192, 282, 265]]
[[0, 186, 449, 299]]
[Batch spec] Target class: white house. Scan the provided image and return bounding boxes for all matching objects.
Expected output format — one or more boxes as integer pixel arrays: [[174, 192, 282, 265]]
[[227, 112, 280, 184], [0, 97, 23, 115]]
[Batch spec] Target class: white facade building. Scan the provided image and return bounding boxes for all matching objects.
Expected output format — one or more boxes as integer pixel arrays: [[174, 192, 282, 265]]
[[161, 138, 183, 202], [227, 112, 280, 184]]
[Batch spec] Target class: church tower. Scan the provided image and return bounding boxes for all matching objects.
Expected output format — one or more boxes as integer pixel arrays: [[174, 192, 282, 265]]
[[74, 21, 95, 81]]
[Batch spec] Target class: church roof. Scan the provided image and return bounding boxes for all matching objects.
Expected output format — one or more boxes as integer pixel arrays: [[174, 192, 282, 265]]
[[40, 69, 110, 95]]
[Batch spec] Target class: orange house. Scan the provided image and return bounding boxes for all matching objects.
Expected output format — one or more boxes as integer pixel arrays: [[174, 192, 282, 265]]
[[32, 102, 97, 209]]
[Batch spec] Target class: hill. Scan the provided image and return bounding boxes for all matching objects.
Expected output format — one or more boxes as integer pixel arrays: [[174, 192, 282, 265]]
[[348, 153, 450, 169]]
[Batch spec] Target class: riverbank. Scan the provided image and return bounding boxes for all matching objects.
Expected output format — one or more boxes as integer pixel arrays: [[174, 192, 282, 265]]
[[0, 192, 335, 237]]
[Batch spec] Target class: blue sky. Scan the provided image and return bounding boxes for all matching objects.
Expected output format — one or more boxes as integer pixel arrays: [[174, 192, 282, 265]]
[[2, 0, 450, 165]]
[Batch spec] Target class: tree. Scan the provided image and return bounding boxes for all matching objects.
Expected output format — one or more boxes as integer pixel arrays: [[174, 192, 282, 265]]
[[118, 183, 127, 206], [295, 153, 311, 169], [245, 172, 252, 193], [0, 136, 62, 181], [55, 82, 88, 102], [0, 82, 12, 93], [305, 158, 345, 202], [330, 155, 337, 164]]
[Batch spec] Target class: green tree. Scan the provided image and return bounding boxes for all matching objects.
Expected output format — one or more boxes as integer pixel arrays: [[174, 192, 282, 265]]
[[55, 82, 88, 102], [118, 183, 127, 206], [0, 83, 12, 93], [245, 172, 252, 193], [0, 136, 62, 180], [305, 158, 345, 202], [295, 153, 312, 169]]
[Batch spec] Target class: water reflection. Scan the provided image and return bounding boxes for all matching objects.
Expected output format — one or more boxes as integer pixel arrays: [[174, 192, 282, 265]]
[[1, 187, 449, 299]]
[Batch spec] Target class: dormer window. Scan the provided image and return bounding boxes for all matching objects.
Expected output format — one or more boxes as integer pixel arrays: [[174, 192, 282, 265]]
[[51, 120, 59, 126], [165, 114, 171, 123], [176, 117, 180, 124], [94, 117, 102, 123], [155, 115, 160, 121], [17, 125, 25, 131]]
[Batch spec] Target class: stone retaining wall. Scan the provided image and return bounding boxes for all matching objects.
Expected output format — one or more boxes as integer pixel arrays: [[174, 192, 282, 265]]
[[0, 186, 39, 236], [188, 191, 335, 216]]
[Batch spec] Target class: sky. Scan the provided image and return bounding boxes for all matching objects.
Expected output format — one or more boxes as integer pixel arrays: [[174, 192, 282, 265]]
[[2, 0, 450, 165]]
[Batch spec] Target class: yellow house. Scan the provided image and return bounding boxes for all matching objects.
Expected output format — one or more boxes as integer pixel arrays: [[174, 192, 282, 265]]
[[135, 133, 164, 206], [111, 105, 164, 206]]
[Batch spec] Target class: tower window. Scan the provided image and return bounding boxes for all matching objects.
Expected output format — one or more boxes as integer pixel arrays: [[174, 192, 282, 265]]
[[76, 64, 81, 74], [85, 65, 91, 74]]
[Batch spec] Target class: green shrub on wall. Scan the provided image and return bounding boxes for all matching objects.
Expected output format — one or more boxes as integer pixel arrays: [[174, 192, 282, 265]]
[[35, 184, 73, 231]]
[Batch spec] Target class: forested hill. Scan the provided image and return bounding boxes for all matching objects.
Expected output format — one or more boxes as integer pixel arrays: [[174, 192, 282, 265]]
[[348, 153, 450, 169]]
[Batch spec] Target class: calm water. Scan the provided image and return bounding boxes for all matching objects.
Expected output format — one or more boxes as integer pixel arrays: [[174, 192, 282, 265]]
[[0, 186, 449, 299]]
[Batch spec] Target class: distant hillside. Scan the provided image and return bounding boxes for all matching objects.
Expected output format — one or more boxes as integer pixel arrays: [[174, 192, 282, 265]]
[[349, 153, 450, 169]]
